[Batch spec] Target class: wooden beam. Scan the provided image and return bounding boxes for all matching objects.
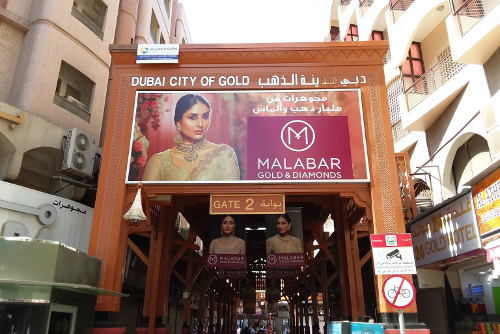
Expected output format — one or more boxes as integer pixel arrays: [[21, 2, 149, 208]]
[[127, 237, 149, 266]]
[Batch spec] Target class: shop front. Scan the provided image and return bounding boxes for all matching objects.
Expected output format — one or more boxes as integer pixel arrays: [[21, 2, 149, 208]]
[[89, 42, 427, 334], [409, 165, 500, 333]]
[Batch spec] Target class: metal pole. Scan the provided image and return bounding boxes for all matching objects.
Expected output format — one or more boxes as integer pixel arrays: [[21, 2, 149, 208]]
[[398, 309, 406, 334]]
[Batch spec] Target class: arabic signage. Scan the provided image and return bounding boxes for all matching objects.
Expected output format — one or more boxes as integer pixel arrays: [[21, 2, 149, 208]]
[[410, 192, 480, 267], [136, 44, 179, 63], [209, 194, 285, 214], [370, 234, 417, 275], [472, 168, 500, 242], [126, 89, 368, 184]]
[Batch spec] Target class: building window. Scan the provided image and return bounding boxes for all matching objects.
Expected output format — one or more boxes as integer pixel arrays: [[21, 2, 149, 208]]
[[164, 0, 171, 17], [72, 0, 107, 39], [370, 30, 384, 40], [150, 11, 160, 43], [401, 42, 424, 90], [345, 24, 359, 41], [53, 61, 95, 122], [330, 26, 340, 41]]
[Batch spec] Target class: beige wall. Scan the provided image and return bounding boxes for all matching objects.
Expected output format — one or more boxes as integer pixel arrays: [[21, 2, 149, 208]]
[[421, 20, 449, 69]]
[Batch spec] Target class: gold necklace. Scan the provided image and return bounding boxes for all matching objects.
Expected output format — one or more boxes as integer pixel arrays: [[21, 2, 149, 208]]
[[176, 137, 207, 163]]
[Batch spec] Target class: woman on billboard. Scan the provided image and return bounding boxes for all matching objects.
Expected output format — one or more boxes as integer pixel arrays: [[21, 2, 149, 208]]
[[142, 94, 240, 181], [209, 215, 245, 254], [266, 214, 303, 254]]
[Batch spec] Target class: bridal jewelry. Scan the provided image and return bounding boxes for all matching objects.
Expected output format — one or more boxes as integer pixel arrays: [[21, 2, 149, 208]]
[[220, 235, 235, 244], [176, 137, 207, 163], [174, 124, 183, 144], [278, 234, 291, 242]]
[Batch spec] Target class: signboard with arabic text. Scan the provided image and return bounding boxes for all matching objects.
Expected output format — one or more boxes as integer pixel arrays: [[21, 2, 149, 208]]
[[472, 168, 500, 243], [370, 234, 417, 275], [210, 194, 285, 214], [126, 89, 369, 184], [410, 192, 480, 266]]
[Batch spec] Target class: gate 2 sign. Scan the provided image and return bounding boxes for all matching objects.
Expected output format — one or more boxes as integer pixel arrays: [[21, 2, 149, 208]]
[[382, 275, 416, 309]]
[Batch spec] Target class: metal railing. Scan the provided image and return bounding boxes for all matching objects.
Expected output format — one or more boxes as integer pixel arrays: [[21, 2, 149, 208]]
[[384, 47, 392, 64], [360, 0, 375, 16], [455, 0, 500, 36], [404, 49, 466, 111], [390, 0, 414, 23]]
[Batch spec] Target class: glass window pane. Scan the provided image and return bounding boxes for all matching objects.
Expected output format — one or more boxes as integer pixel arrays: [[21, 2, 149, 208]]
[[401, 60, 412, 74], [410, 43, 421, 58]]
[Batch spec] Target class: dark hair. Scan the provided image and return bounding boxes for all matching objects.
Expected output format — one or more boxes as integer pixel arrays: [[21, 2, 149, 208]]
[[277, 214, 292, 224], [222, 215, 235, 222], [174, 94, 211, 124]]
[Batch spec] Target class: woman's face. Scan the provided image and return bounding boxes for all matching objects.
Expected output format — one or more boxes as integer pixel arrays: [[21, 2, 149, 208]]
[[276, 216, 290, 235], [177, 102, 210, 143], [221, 216, 236, 235]]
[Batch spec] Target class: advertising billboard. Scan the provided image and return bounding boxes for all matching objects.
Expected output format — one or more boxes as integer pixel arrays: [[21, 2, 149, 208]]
[[126, 89, 368, 184], [472, 168, 500, 243]]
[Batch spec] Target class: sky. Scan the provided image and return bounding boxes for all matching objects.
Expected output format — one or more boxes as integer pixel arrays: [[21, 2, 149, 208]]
[[179, 0, 334, 44]]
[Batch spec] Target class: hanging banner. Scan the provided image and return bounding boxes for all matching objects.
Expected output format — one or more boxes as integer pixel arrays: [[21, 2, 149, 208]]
[[206, 215, 246, 269], [265, 207, 305, 268], [126, 89, 369, 184]]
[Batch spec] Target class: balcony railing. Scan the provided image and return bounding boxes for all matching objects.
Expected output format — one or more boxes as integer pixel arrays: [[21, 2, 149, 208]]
[[390, 0, 414, 23], [360, 0, 374, 16], [404, 49, 466, 111], [455, 0, 500, 36]]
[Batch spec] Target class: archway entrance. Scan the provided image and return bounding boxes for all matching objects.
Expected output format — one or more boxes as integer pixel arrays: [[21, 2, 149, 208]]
[[89, 42, 417, 334]]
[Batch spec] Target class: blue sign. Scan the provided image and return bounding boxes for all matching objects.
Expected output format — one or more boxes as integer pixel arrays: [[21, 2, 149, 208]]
[[351, 322, 384, 334]]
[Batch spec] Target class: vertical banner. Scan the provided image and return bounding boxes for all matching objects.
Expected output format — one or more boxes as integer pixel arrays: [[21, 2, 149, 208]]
[[206, 215, 246, 270], [265, 207, 305, 268]]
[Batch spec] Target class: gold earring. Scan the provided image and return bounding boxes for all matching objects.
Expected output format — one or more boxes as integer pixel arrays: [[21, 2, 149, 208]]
[[174, 124, 183, 143]]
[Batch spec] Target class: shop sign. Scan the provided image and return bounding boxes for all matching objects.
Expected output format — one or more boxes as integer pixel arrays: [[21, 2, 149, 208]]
[[370, 234, 417, 275], [472, 167, 500, 242], [410, 192, 480, 266], [127, 89, 369, 184], [136, 44, 179, 63], [209, 194, 285, 214]]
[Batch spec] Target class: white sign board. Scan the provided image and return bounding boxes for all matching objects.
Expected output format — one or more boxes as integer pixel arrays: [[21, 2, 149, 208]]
[[370, 234, 417, 275], [136, 44, 179, 64], [410, 192, 480, 266]]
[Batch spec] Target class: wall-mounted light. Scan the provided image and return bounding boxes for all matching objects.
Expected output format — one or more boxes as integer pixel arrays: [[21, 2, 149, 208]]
[[437, 5, 445, 11]]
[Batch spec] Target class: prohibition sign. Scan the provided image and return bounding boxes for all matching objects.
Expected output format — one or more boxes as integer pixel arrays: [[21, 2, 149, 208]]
[[382, 275, 415, 309]]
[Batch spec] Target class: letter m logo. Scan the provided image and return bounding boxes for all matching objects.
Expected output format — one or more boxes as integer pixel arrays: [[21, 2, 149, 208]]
[[281, 120, 315, 152]]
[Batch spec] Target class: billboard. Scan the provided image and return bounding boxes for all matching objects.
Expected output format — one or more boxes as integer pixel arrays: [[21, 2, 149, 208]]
[[472, 167, 500, 243], [126, 89, 368, 184]]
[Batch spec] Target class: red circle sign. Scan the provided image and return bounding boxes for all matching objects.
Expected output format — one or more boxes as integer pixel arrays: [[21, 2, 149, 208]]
[[382, 275, 415, 309]]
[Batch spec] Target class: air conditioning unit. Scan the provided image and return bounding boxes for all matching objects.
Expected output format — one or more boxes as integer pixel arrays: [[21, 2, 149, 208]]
[[66, 95, 87, 110], [61, 128, 97, 178]]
